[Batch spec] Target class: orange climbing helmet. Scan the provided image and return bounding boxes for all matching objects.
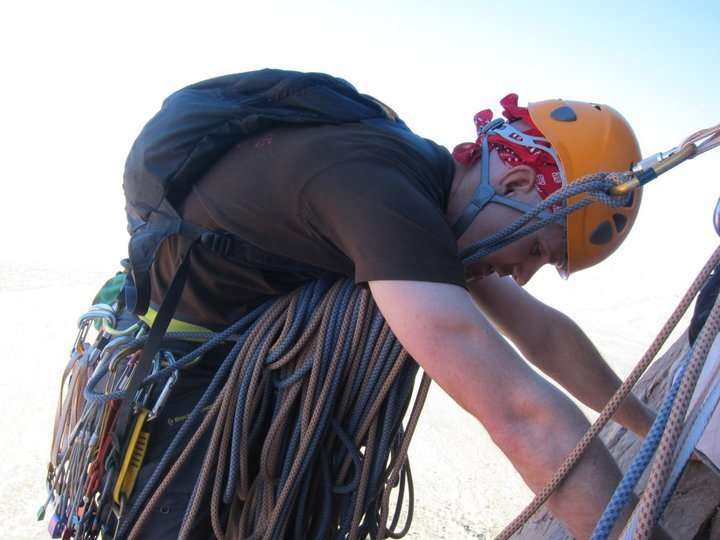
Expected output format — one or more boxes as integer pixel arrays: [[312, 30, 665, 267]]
[[528, 99, 642, 275], [453, 95, 642, 277]]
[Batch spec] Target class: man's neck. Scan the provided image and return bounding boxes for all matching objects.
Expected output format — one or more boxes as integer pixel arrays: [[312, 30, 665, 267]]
[[446, 157, 483, 225]]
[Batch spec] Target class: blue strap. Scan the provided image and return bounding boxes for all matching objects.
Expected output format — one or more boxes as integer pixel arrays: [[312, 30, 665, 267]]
[[451, 137, 494, 237], [450, 123, 565, 238]]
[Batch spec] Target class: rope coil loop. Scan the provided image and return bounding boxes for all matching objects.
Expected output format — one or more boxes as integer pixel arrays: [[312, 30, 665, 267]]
[[112, 279, 426, 540]]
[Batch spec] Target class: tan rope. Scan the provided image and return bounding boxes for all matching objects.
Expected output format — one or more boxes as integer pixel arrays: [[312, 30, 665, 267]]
[[681, 123, 720, 156], [495, 244, 720, 540], [127, 279, 426, 539], [182, 292, 297, 540]]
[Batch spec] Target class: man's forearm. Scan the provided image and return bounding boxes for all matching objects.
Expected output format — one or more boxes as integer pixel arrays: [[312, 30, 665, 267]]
[[523, 311, 656, 437], [469, 276, 656, 436]]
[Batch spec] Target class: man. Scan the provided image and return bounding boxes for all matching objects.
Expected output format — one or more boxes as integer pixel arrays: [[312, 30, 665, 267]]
[[140, 83, 657, 538]]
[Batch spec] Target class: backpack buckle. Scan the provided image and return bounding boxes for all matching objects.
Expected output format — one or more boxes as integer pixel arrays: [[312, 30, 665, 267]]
[[200, 232, 234, 256]]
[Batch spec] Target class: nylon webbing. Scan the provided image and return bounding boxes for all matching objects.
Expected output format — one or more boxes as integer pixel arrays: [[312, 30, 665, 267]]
[[113, 243, 195, 453]]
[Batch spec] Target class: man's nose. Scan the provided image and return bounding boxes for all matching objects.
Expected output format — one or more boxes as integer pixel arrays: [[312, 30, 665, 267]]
[[512, 258, 546, 286]]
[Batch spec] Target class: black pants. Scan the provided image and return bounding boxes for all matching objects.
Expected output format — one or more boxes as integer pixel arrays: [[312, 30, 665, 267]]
[[123, 345, 229, 539]]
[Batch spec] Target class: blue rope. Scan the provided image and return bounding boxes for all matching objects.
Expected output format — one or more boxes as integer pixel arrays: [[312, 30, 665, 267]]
[[595, 293, 720, 538], [223, 330, 275, 502], [658, 362, 720, 515], [269, 283, 357, 540], [224, 282, 326, 502], [279, 284, 342, 496], [655, 298, 720, 524], [347, 326, 401, 435], [341, 308, 386, 424], [590, 350, 692, 539], [330, 418, 363, 495]]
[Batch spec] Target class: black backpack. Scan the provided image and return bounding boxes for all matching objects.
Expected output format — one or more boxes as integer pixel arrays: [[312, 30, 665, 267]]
[[115, 69, 404, 449], [123, 68, 402, 317]]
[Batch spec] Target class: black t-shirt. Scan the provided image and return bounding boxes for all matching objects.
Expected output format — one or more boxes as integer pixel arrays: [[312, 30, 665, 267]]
[[151, 119, 464, 327]]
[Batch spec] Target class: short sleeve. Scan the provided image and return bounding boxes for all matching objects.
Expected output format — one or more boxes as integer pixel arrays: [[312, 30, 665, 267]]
[[299, 158, 467, 288]]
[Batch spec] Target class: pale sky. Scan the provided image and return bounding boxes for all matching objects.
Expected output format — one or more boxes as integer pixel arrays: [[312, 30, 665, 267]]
[[2, 0, 719, 364]]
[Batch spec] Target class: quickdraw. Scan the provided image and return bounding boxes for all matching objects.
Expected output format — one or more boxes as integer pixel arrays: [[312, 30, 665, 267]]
[[40, 297, 182, 540]]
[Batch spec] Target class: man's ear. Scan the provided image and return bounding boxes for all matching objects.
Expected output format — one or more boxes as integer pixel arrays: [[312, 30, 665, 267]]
[[494, 164, 536, 198]]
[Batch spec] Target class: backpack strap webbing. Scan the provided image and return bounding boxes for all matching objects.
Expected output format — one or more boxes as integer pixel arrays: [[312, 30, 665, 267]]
[[113, 240, 196, 456]]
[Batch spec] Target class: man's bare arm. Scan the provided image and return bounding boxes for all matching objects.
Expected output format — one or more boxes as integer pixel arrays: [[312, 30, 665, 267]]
[[469, 274, 655, 437], [368, 279, 633, 538]]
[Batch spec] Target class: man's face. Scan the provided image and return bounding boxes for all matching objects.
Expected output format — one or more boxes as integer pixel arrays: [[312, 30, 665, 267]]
[[463, 221, 566, 286], [451, 149, 567, 286]]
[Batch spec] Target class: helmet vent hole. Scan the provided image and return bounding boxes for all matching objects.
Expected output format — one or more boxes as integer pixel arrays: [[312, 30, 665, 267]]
[[550, 106, 577, 122], [591, 104, 602, 111], [612, 213, 628, 232], [590, 221, 613, 245]]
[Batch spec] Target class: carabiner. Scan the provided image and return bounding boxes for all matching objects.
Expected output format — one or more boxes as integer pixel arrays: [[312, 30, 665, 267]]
[[77, 304, 117, 330], [147, 352, 179, 422], [609, 144, 698, 196], [132, 353, 162, 415]]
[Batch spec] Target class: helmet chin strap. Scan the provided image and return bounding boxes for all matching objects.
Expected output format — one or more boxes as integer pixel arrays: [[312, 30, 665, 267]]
[[451, 120, 566, 238]]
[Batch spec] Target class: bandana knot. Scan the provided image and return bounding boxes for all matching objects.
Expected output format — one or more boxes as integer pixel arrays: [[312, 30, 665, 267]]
[[452, 94, 563, 201]]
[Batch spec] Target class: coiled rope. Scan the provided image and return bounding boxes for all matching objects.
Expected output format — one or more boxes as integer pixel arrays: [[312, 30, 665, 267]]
[[116, 278, 429, 539], [495, 244, 720, 540]]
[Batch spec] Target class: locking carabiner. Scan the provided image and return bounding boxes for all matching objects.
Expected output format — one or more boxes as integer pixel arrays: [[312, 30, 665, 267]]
[[609, 143, 698, 196]]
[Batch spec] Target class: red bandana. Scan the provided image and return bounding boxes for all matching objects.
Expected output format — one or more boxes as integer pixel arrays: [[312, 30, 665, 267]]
[[452, 94, 563, 201]]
